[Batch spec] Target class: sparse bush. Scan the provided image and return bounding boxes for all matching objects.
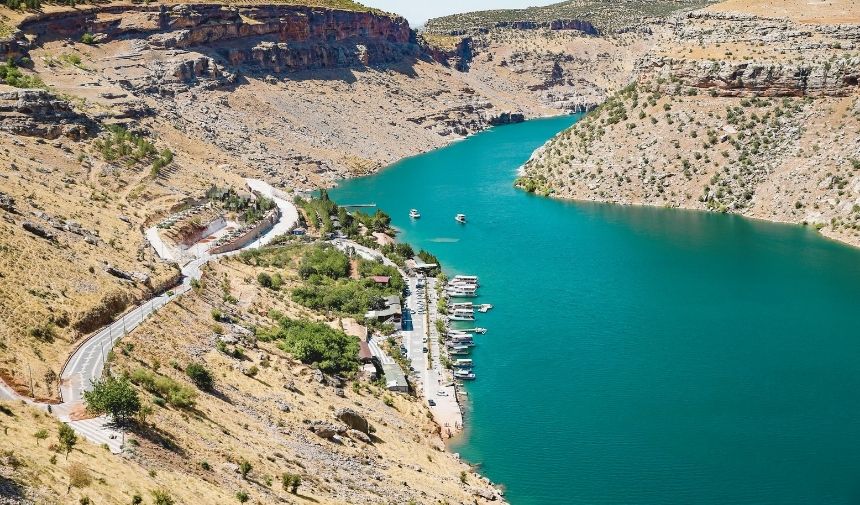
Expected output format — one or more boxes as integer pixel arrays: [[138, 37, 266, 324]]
[[80, 33, 95, 44], [282, 472, 302, 494], [151, 489, 174, 505], [67, 462, 92, 488], [239, 460, 252, 479], [185, 363, 214, 391]]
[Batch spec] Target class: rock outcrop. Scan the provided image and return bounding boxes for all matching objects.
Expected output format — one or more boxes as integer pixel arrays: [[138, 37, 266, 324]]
[[334, 407, 370, 435], [0, 90, 96, 140], [638, 56, 860, 97]]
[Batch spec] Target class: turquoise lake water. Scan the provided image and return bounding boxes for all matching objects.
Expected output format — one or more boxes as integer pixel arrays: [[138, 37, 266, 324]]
[[329, 116, 860, 504]]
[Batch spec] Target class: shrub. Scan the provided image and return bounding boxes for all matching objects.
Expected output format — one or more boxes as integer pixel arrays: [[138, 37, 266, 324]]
[[185, 363, 214, 391], [257, 272, 273, 288], [68, 462, 92, 488], [80, 33, 95, 44], [151, 489, 174, 505], [0, 59, 45, 89], [129, 368, 196, 408], [239, 460, 252, 479], [282, 473, 301, 494], [236, 491, 249, 503]]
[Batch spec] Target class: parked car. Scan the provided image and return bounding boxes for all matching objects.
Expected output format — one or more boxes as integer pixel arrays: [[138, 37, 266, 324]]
[[436, 390, 448, 397], [423, 347, 428, 353], [428, 399, 436, 406]]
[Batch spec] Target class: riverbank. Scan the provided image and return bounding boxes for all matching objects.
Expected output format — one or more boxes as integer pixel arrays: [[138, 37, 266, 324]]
[[328, 115, 860, 505]]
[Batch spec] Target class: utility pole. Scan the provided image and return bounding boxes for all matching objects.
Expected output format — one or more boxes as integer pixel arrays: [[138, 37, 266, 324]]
[[27, 363, 33, 397]]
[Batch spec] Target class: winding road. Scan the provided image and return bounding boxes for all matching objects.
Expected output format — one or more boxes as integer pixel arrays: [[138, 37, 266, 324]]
[[0, 179, 298, 452]]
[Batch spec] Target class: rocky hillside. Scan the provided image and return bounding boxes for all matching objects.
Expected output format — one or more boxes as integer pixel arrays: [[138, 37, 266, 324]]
[[424, 0, 716, 35], [0, 248, 503, 504], [519, 1, 860, 247]]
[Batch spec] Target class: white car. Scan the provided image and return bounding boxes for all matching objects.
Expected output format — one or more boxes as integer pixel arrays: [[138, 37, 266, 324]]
[[436, 390, 448, 397]]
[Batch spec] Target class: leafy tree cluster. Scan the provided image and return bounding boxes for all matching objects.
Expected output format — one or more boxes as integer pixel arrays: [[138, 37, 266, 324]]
[[0, 59, 45, 88], [259, 315, 359, 375], [291, 246, 403, 316], [298, 244, 351, 280]]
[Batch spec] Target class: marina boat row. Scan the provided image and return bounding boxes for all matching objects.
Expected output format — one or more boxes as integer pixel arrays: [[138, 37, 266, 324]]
[[442, 274, 485, 381]]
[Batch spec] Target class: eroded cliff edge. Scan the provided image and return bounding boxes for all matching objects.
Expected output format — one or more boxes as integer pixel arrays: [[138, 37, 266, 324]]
[[519, 4, 860, 247]]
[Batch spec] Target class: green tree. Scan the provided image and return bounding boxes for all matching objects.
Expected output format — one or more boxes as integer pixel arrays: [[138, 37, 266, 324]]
[[185, 363, 214, 391], [84, 375, 141, 423], [58, 422, 77, 459], [34, 429, 48, 445]]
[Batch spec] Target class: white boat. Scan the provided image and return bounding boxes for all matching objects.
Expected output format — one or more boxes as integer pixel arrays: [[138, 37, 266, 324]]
[[409, 209, 421, 219], [478, 304, 493, 313], [459, 327, 487, 334], [448, 302, 474, 310], [446, 286, 478, 297], [452, 275, 479, 284], [453, 358, 473, 367], [448, 312, 475, 321], [455, 213, 467, 224], [454, 370, 476, 380], [450, 345, 472, 355]]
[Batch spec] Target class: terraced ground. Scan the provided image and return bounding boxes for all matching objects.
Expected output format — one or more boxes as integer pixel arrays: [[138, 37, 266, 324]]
[[424, 0, 717, 34]]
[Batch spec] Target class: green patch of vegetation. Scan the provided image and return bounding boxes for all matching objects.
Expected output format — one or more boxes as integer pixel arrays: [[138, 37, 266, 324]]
[[94, 125, 173, 173], [185, 363, 214, 391], [291, 244, 403, 316], [0, 59, 45, 89], [129, 368, 197, 408], [258, 314, 359, 375], [1, 0, 41, 10]]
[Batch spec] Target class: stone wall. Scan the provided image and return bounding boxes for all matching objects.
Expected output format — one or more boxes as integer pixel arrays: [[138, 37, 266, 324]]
[[209, 208, 280, 255]]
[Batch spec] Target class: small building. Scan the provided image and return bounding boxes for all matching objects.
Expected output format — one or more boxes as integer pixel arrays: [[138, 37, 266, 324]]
[[371, 275, 390, 286], [381, 363, 408, 393], [364, 294, 402, 326], [358, 340, 373, 363], [291, 227, 306, 236], [407, 257, 439, 274]]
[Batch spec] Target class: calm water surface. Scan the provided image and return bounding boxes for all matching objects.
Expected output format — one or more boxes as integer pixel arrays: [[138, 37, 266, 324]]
[[329, 116, 860, 505]]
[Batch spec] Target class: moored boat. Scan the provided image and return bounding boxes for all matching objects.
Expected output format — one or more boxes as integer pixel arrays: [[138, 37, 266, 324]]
[[454, 370, 476, 380], [409, 209, 421, 219], [455, 213, 467, 224]]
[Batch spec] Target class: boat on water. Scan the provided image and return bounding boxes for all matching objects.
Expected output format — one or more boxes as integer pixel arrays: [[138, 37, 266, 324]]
[[455, 213, 467, 224], [452, 275, 479, 284], [409, 209, 421, 219], [450, 345, 472, 355], [448, 309, 476, 321], [448, 302, 474, 310], [478, 304, 493, 313], [459, 327, 487, 334], [447, 340, 474, 348], [447, 285, 478, 297], [454, 370, 476, 380], [453, 358, 473, 367]]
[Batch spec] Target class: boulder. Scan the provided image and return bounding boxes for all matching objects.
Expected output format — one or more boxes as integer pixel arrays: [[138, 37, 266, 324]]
[[308, 421, 347, 440], [22, 221, 56, 241], [334, 407, 370, 435], [346, 429, 371, 444]]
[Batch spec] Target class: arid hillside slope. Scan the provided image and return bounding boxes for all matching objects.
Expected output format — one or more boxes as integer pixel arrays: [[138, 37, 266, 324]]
[[520, 1, 860, 247]]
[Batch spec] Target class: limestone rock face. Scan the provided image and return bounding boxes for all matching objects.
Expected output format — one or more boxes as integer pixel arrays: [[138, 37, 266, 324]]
[[0, 90, 95, 140], [638, 56, 860, 97]]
